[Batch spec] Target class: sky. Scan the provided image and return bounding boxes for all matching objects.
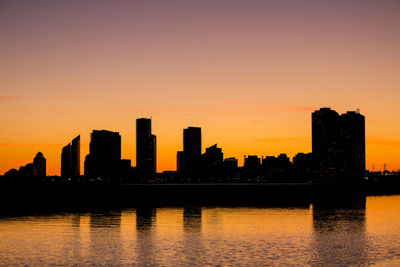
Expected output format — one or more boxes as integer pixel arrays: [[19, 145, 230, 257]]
[[1, 0, 400, 175]]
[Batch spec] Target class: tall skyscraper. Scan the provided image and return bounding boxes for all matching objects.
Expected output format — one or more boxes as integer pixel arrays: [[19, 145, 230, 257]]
[[312, 107, 365, 181], [71, 135, 80, 177], [177, 127, 201, 175], [61, 143, 71, 178], [340, 111, 365, 177], [33, 152, 46, 177], [184, 127, 201, 156], [136, 118, 156, 177], [61, 135, 80, 178], [312, 107, 341, 179], [84, 130, 121, 179]]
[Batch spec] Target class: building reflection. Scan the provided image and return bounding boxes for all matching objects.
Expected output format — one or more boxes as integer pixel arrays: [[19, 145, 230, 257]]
[[136, 207, 156, 231], [136, 207, 157, 266], [183, 206, 202, 232], [182, 206, 203, 265], [311, 195, 368, 266], [89, 211, 122, 265]]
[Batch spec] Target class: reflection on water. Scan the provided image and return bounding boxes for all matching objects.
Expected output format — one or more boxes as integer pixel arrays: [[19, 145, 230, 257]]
[[183, 207, 202, 232], [1, 196, 400, 265], [311, 195, 368, 265]]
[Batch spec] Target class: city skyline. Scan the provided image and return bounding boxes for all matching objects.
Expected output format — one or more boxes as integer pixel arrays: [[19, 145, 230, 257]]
[[1, 1, 400, 175], [2, 108, 367, 179]]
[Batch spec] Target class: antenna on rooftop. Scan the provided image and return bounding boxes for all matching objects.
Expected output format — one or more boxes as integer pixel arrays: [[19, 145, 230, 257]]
[[356, 108, 360, 114]]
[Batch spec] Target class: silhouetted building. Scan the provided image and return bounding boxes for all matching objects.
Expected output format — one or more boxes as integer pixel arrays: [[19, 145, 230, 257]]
[[293, 152, 313, 182], [18, 163, 36, 179], [61, 143, 71, 178], [184, 127, 201, 155], [243, 155, 261, 179], [340, 111, 365, 178], [201, 144, 223, 180], [261, 154, 292, 181], [84, 130, 121, 179], [177, 127, 202, 178], [33, 152, 46, 177], [61, 135, 80, 178], [223, 157, 238, 181], [312, 107, 365, 182], [136, 118, 156, 178], [312, 108, 341, 179]]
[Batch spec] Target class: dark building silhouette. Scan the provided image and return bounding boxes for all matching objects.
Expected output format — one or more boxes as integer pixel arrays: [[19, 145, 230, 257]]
[[61, 135, 80, 178], [177, 127, 201, 177], [136, 118, 156, 178], [312, 107, 365, 182], [84, 130, 121, 179], [261, 154, 292, 181], [184, 127, 201, 155], [292, 152, 313, 182], [33, 152, 46, 177], [340, 111, 365, 178], [312, 108, 341, 179], [243, 155, 261, 179], [201, 144, 223, 181], [61, 143, 71, 178], [223, 157, 238, 181]]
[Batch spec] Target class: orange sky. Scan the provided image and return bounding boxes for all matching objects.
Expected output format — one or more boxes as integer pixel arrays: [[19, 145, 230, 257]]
[[1, 0, 400, 175]]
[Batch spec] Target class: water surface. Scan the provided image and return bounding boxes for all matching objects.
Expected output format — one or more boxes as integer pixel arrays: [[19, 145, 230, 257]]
[[1, 195, 400, 266]]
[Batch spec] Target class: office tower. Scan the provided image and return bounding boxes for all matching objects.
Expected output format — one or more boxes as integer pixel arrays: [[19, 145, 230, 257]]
[[184, 127, 201, 155], [71, 135, 80, 177], [293, 152, 313, 181], [61, 143, 71, 178], [33, 152, 46, 177], [136, 118, 156, 177], [177, 127, 201, 176], [84, 130, 121, 179], [340, 111, 365, 177], [312, 107, 341, 179], [61, 135, 80, 178], [243, 155, 261, 178], [201, 144, 223, 179], [312, 107, 365, 181]]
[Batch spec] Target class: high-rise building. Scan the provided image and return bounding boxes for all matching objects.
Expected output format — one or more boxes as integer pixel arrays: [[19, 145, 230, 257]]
[[71, 135, 80, 177], [184, 127, 201, 155], [61, 143, 71, 178], [312, 107, 365, 181], [84, 130, 121, 179], [61, 135, 80, 178], [201, 144, 223, 179], [136, 118, 156, 177], [177, 127, 201, 175], [312, 108, 341, 179], [340, 111, 365, 177], [33, 152, 46, 177]]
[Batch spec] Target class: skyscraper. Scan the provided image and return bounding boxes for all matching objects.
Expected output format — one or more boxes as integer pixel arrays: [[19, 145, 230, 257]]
[[84, 130, 121, 179], [177, 127, 201, 176], [71, 135, 80, 177], [340, 111, 365, 178], [184, 127, 201, 156], [61, 135, 80, 178], [61, 143, 71, 178], [312, 107, 365, 181], [33, 152, 46, 177], [312, 107, 341, 179], [136, 118, 156, 177]]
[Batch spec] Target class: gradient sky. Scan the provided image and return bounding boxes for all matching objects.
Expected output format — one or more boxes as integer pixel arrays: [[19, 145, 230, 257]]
[[1, 0, 400, 175]]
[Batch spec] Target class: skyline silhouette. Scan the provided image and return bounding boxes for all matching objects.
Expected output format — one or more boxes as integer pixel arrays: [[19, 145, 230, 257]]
[[1, 107, 370, 184]]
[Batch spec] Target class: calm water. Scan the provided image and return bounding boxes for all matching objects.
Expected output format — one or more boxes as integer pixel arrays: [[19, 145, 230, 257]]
[[1, 195, 400, 266]]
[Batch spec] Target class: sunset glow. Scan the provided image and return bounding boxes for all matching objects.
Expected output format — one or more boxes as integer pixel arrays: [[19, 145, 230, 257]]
[[1, 0, 400, 175]]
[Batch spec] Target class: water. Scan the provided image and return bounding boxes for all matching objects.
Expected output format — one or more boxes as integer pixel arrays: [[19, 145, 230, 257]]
[[1, 195, 400, 266]]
